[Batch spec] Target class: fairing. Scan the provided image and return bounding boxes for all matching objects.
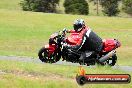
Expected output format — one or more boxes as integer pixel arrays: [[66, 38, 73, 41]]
[[66, 33, 81, 45], [103, 39, 118, 52], [44, 44, 56, 55]]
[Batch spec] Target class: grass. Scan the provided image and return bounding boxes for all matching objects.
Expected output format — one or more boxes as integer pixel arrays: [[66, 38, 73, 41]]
[[0, 0, 21, 10], [0, 74, 76, 88], [0, 60, 132, 88]]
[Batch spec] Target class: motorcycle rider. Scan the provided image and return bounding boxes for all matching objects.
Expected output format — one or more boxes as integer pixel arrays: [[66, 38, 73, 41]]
[[64, 19, 103, 60]]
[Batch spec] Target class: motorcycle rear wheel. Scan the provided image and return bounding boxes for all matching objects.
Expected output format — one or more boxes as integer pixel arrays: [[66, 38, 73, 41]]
[[98, 54, 117, 66], [38, 47, 60, 63], [106, 54, 117, 66]]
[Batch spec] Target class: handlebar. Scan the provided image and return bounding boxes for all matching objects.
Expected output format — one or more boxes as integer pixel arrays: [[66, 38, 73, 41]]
[[57, 28, 68, 44], [58, 28, 68, 38], [62, 28, 67, 33]]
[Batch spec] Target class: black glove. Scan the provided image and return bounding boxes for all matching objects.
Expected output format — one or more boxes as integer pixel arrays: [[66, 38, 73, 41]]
[[63, 28, 68, 33]]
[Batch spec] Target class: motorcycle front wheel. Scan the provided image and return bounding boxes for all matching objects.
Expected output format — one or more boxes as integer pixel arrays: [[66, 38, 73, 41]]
[[38, 47, 60, 63]]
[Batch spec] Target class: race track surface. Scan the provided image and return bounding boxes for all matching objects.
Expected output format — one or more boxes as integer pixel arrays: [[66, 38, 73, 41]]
[[0, 56, 132, 72]]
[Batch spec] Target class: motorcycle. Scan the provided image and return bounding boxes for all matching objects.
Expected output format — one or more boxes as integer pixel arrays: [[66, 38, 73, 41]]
[[38, 29, 121, 66]]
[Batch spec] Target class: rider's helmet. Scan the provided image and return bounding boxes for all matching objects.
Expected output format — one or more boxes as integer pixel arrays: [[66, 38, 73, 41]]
[[73, 19, 85, 32]]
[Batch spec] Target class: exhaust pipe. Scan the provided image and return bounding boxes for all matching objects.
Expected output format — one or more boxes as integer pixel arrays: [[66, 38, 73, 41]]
[[99, 50, 116, 63]]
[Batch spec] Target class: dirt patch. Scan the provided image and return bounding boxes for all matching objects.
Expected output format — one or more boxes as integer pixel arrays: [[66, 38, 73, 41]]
[[0, 69, 74, 82]]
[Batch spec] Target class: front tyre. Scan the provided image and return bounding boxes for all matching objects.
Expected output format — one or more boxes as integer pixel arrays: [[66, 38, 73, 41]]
[[38, 47, 60, 63]]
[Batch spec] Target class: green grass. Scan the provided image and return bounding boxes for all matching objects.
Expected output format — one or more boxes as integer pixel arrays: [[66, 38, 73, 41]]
[[0, 0, 21, 10], [0, 60, 131, 88], [0, 73, 77, 88]]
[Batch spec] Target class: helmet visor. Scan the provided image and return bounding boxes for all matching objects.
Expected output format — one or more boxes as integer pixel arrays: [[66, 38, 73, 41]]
[[74, 24, 82, 32]]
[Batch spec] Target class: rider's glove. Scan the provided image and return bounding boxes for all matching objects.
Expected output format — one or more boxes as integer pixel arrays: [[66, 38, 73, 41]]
[[63, 28, 68, 33]]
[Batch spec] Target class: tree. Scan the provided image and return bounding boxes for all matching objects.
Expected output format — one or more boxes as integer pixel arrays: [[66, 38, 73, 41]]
[[63, 0, 89, 15], [122, 0, 132, 15], [89, 0, 100, 15], [20, 0, 59, 13], [100, 0, 120, 16]]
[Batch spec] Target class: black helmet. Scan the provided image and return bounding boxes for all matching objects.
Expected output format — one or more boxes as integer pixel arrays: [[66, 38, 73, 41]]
[[73, 19, 85, 32]]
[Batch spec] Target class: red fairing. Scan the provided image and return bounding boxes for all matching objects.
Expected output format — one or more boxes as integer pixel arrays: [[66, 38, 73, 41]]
[[65, 28, 87, 46], [45, 44, 56, 55], [65, 33, 80, 45], [103, 39, 117, 52]]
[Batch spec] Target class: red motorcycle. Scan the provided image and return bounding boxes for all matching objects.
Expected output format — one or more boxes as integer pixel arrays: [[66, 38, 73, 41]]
[[38, 29, 121, 66]]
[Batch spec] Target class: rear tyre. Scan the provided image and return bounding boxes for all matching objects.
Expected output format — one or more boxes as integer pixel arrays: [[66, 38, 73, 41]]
[[38, 47, 61, 63], [106, 54, 117, 66], [97, 54, 117, 66]]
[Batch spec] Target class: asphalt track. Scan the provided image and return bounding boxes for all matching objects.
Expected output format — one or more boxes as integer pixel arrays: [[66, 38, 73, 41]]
[[0, 56, 132, 72]]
